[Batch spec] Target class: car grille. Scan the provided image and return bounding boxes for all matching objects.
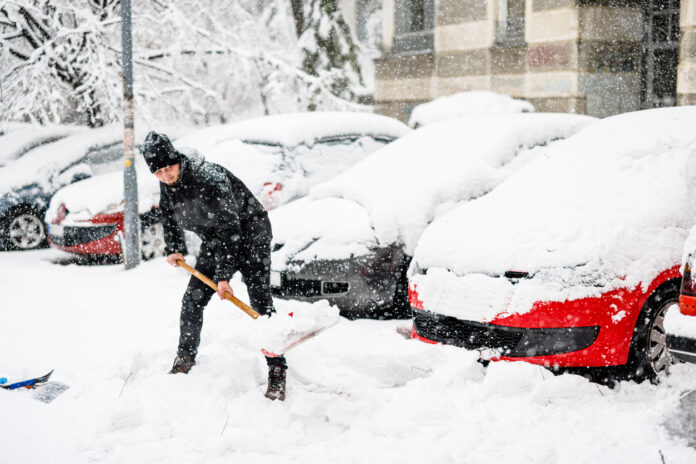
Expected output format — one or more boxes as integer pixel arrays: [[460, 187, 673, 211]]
[[413, 309, 525, 354], [322, 282, 349, 295], [277, 277, 322, 298], [51, 224, 117, 247]]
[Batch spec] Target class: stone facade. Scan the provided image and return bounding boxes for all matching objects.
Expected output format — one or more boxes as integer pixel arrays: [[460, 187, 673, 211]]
[[376, 0, 694, 121]]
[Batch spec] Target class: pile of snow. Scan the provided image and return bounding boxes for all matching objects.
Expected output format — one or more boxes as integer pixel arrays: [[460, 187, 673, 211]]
[[408, 91, 535, 128], [0, 124, 85, 168], [272, 113, 593, 266], [412, 106, 696, 320], [174, 112, 409, 153], [2, 249, 696, 463], [253, 300, 341, 354]]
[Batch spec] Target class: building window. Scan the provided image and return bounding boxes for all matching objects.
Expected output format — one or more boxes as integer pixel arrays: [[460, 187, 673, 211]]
[[641, 0, 680, 108], [496, 0, 525, 46], [394, 0, 434, 54]]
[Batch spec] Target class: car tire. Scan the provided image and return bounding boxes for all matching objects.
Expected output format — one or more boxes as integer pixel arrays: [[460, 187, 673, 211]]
[[623, 278, 680, 383], [140, 221, 166, 261], [0, 206, 47, 251]]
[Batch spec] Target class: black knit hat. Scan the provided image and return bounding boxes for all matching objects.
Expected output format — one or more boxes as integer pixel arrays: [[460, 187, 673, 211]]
[[142, 131, 181, 173]]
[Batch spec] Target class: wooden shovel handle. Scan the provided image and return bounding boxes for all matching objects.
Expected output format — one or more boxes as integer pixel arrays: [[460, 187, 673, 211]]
[[176, 260, 260, 319]]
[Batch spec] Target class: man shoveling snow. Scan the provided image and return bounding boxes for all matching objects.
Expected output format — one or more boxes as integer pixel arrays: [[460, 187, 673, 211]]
[[142, 131, 287, 400]]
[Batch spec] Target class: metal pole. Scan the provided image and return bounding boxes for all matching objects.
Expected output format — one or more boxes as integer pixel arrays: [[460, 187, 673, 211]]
[[121, 0, 140, 269]]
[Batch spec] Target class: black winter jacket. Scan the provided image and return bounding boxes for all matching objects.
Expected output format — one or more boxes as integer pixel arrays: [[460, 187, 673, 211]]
[[159, 151, 272, 282]]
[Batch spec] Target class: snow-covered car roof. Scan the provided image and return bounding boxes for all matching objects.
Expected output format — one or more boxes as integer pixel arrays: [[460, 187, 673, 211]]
[[46, 113, 408, 222], [271, 113, 595, 266], [408, 91, 535, 128], [0, 125, 125, 193], [0, 121, 34, 136], [174, 111, 410, 153], [413, 106, 696, 299], [0, 124, 86, 168]]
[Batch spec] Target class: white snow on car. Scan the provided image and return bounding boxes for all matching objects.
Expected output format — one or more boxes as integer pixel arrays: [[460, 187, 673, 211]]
[[411, 106, 696, 322], [408, 90, 535, 128], [45, 112, 409, 226], [272, 113, 595, 268]]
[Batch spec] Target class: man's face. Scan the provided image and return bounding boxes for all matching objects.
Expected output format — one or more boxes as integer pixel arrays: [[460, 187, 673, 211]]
[[154, 163, 181, 185]]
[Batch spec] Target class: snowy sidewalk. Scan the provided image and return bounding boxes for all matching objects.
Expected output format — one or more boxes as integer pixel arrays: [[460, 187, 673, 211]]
[[1, 250, 695, 463]]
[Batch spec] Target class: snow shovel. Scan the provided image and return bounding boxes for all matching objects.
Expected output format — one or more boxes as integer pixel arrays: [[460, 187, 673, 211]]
[[176, 260, 337, 355], [176, 260, 260, 319]]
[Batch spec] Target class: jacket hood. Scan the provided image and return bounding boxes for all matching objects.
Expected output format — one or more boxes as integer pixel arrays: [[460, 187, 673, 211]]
[[176, 149, 205, 185]]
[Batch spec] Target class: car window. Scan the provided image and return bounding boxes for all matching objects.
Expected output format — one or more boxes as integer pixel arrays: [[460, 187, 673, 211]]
[[289, 135, 390, 185], [53, 141, 123, 188], [241, 142, 284, 158], [82, 142, 123, 175]]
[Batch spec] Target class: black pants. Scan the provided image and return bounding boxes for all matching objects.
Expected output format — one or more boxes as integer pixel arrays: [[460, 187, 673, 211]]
[[178, 237, 287, 368]]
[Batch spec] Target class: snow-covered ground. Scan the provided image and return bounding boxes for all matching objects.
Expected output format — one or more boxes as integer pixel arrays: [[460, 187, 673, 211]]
[[2, 249, 696, 463]]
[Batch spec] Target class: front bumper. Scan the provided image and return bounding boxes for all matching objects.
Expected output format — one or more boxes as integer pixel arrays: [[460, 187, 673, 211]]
[[48, 222, 122, 255], [412, 308, 600, 358], [271, 247, 408, 315]]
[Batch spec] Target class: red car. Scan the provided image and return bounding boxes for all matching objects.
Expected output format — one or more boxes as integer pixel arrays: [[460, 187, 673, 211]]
[[408, 107, 696, 382]]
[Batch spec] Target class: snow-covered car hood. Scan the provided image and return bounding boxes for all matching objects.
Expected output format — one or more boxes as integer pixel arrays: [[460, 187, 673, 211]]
[[174, 112, 410, 153], [412, 106, 696, 318], [0, 124, 85, 168], [408, 91, 535, 128], [46, 160, 160, 223], [270, 197, 376, 268], [271, 113, 595, 268]]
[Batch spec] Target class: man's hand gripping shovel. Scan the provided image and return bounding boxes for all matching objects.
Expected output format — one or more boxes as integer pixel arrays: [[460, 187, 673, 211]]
[[176, 260, 337, 356]]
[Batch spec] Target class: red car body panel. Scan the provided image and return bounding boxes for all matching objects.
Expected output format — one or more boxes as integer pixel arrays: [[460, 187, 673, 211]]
[[48, 212, 123, 255], [680, 294, 696, 316], [410, 266, 682, 367]]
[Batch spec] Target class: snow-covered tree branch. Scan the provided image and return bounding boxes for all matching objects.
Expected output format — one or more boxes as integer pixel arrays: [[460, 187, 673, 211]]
[[0, 0, 372, 127]]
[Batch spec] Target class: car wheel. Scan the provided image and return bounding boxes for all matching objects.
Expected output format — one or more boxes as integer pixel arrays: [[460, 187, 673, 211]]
[[1, 206, 47, 250], [141, 222, 165, 260], [624, 279, 680, 382]]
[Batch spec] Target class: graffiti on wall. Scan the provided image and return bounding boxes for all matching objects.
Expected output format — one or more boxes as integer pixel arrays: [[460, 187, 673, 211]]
[[528, 45, 568, 68]]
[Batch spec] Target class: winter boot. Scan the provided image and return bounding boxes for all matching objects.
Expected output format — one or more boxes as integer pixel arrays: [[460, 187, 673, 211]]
[[169, 354, 196, 374], [264, 365, 286, 401]]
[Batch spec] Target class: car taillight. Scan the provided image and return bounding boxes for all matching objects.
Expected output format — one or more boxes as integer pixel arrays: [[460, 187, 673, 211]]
[[680, 255, 696, 316], [54, 204, 67, 224], [408, 283, 424, 310]]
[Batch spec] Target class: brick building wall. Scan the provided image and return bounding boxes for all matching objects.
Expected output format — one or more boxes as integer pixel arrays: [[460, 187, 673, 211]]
[[376, 0, 689, 122]]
